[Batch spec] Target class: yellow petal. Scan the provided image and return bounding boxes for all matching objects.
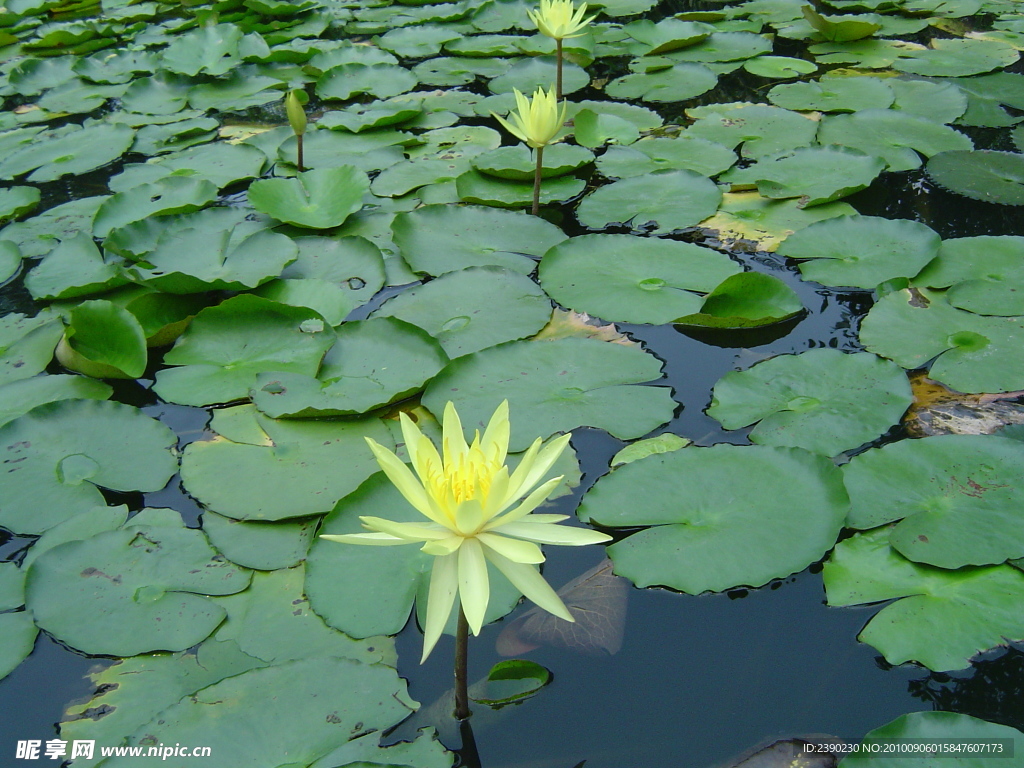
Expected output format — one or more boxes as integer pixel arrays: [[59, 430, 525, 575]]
[[487, 475, 563, 529], [421, 553, 459, 662], [398, 411, 428, 471], [458, 537, 490, 635], [421, 536, 464, 556], [486, 548, 574, 622], [478, 531, 545, 564], [357, 516, 450, 542], [496, 519, 612, 546], [364, 438, 447, 527], [454, 497, 487, 536], [442, 400, 469, 468], [480, 400, 511, 466], [505, 433, 571, 504], [318, 532, 409, 546]]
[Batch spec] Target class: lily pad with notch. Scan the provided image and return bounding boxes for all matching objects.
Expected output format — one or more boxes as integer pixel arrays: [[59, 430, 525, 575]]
[[0, 374, 112, 430], [767, 76, 893, 113], [0, 196, 107, 259], [456, 169, 586, 209], [202, 512, 318, 572], [0, 312, 64, 386], [248, 166, 370, 229], [316, 62, 418, 101], [488, 56, 590, 95]]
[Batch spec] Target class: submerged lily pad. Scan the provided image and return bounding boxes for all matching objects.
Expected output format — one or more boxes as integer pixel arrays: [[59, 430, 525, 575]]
[[926, 150, 1024, 206], [708, 349, 912, 456], [538, 234, 741, 324], [778, 215, 940, 289], [0, 399, 177, 535], [580, 444, 848, 593], [824, 526, 1024, 671], [423, 337, 675, 452], [576, 170, 722, 234], [26, 516, 251, 656], [674, 272, 803, 328], [248, 166, 369, 229], [843, 434, 1024, 568]]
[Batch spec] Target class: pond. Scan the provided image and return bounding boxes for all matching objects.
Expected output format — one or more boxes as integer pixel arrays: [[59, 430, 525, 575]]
[[2, 0, 1024, 766]]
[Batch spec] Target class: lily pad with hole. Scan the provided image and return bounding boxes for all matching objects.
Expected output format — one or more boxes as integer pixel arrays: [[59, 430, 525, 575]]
[[824, 526, 1024, 671], [777, 214, 940, 289], [708, 349, 912, 456], [153, 295, 336, 407], [24, 231, 128, 301], [580, 444, 848, 593], [248, 166, 369, 229], [92, 177, 219, 239], [843, 434, 1024, 568], [673, 272, 804, 328], [26, 515, 251, 656], [596, 136, 737, 179], [915, 236, 1024, 316], [423, 337, 675, 452], [576, 169, 722, 234], [271, 234, 386, 309], [768, 76, 893, 112], [926, 150, 1024, 206], [539, 234, 741, 325], [606, 63, 718, 103], [818, 109, 973, 172], [0, 312, 63, 386], [684, 103, 820, 159], [55, 300, 148, 380], [0, 399, 177, 535], [181, 406, 393, 521], [0, 122, 134, 182], [721, 146, 885, 207], [372, 265, 552, 358], [252, 317, 449, 418], [391, 204, 567, 277], [859, 288, 1024, 394], [0, 374, 112, 429], [202, 511, 317, 571]]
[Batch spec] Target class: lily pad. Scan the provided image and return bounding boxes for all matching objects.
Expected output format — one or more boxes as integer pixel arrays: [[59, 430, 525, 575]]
[[0, 122, 134, 182], [721, 146, 885, 207], [0, 195, 107, 259], [181, 407, 393, 521], [0, 399, 177, 535], [423, 337, 675, 452], [596, 136, 737, 179], [372, 265, 552, 358], [685, 103, 819, 159], [0, 241, 19, 286], [743, 55, 817, 77], [455, 168, 585, 208], [674, 272, 803, 328], [606, 63, 718, 103], [93, 176, 219, 239], [859, 288, 1024, 394], [708, 349, 912, 456], [539, 234, 742, 324], [488, 56, 590, 95], [892, 37, 1018, 77], [248, 166, 369, 228], [55, 300, 148, 380], [824, 526, 1024, 671], [580, 444, 848, 593], [889, 78, 968, 124], [0, 186, 39, 222], [161, 22, 246, 77], [768, 76, 893, 112], [154, 295, 336, 407], [0, 312, 64, 385], [777, 215, 941, 289], [26, 516, 251, 656], [316, 62, 418, 101], [0, 374, 112, 429], [576, 169, 722, 234], [391, 204, 567, 276], [843, 434, 1024, 568], [0, 612, 37, 682], [270, 234, 386, 314], [24, 231, 127, 300], [926, 150, 1024, 206], [623, 18, 714, 55], [572, 108, 642, 148], [915, 235, 1024, 316], [202, 512, 317, 571], [252, 317, 449, 418], [611, 433, 691, 467], [472, 144, 595, 181]]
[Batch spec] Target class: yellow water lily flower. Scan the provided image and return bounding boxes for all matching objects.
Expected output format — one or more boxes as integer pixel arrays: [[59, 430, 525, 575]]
[[492, 86, 566, 149], [528, 0, 595, 40], [320, 401, 611, 662]]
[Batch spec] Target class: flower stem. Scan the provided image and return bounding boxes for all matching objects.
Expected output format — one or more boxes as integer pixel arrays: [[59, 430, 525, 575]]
[[296, 134, 304, 173], [556, 39, 563, 100], [532, 145, 544, 217], [454, 605, 471, 720]]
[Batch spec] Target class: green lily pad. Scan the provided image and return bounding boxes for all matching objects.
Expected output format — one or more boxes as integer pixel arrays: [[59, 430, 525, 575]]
[[0, 195, 106, 259], [673, 272, 803, 328], [161, 22, 246, 76], [818, 109, 973, 172], [571, 108, 642, 148], [112, 141, 267, 192], [0, 122, 134, 182], [859, 288, 1024, 393], [0, 240, 20, 285], [824, 526, 1024, 671], [24, 231, 127, 300], [252, 317, 449, 418], [154, 295, 336, 407], [0, 186, 39, 222], [181, 406, 393, 521], [322, 100, 424, 134], [685, 102, 820, 159], [596, 136, 737, 179], [488, 56, 589, 95], [103, 206, 252, 261], [0, 561, 25, 611], [55, 300, 148, 380], [472, 144, 595, 181], [801, 6, 880, 42], [202, 511, 317, 571], [370, 150, 482, 197], [843, 712, 1024, 767], [26, 516, 251, 656], [610, 433, 691, 467], [423, 337, 675, 452], [73, 48, 158, 84], [743, 55, 817, 77], [892, 37, 1018, 77], [317, 62, 418, 101], [131, 116, 218, 156], [413, 55, 510, 86], [187, 69, 283, 113], [623, 18, 714, 55], [0, 374, 112, 429], [576, 169, 722, 234], [93, 177, 219, 239], [128, 224, 297, 294], [376, 24, 462, 58], [656, 30, 773, 61], [0, 312, 63, 385], [580, 444, 848, 592], [272, 234, 386, 311], [0, 612, 37, 682], [606, 63, 718, 103], [708, 349, 912, 456], [119, 72, 192, 115], [915, 235, 1024, 316], [392, 204, 567, 276], [372, 265, 552, 358], [0, 399, 177, 535], [926, 150, 1024, 206], [777, 215, 941, 289], [248, 166, 369, 229], [953, 72, 1024, 129], [721, 146, 885, 207], [889, 78, 968, 124], [456, 168, 586, 208], [768, 76, 893, 112], [843, 434, 1024, 568], [539, 234, 741, 324]]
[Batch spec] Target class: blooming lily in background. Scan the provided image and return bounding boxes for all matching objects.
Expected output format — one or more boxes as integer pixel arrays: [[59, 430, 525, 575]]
[[527, 0, 594, 98], [492, 87, 567, 216], [320, 400, 610, 718]]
